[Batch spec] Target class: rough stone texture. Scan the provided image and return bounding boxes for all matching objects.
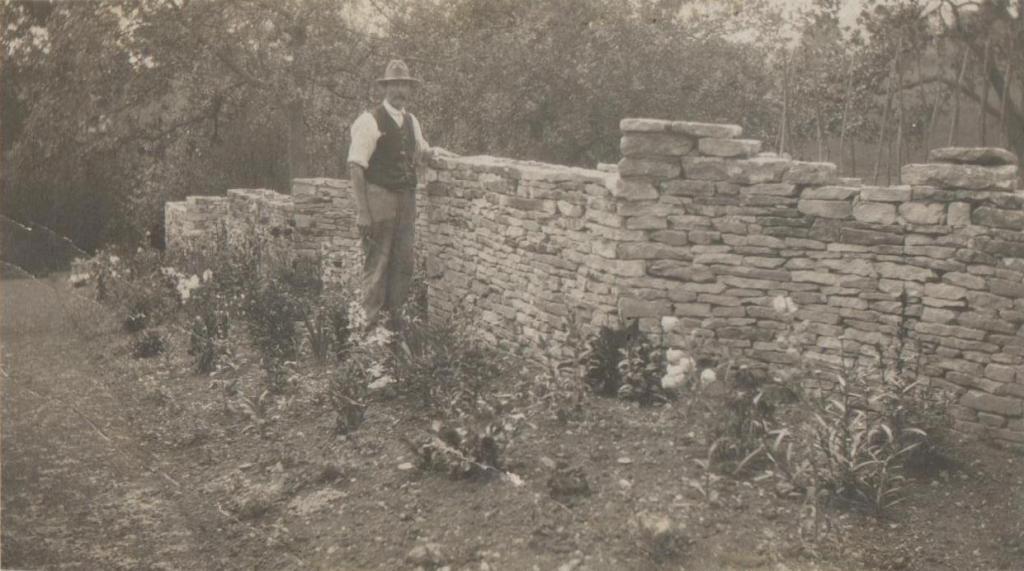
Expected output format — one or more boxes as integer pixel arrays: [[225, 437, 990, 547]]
[[620, 118, 742, 139], [972, 207, 1024, 230], [852, 202, 897, 225], [618, 157, 681, 179], [697, 138, 761, 158], [929, 147, 1018, 166], [784, 161, 839, 185], [620, 133, 694, 157], [899, 202, 946, 225], [902, 163, 1018, 190], [168, 121, 1024, 446], [798, 200, 852, 219]]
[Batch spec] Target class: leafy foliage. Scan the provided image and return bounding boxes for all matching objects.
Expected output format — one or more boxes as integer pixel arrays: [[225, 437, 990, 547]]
[[580, 319, 668, 405], [392, 310, 517, 415], [132, 330, 167, 359], [406, 416, 520, 480]]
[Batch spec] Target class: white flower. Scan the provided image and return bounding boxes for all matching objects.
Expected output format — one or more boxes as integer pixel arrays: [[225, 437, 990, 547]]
[[202, 269, 213, 282], [109, 255, 120, 264], [69, 272, 90, 286], [700, 368, 717, 385], [661, 372, 685, 390], [666, 349, 687, 363]]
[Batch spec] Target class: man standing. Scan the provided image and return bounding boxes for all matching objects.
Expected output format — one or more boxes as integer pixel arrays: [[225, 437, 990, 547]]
[[347, 59, 444, 332]]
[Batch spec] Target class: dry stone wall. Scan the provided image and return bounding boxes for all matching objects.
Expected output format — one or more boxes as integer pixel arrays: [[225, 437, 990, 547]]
[[165, 117, 1024, 446], [612, 119, 1023, 446]]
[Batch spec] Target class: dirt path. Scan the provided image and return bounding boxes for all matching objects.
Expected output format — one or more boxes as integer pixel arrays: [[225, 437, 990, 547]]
[[1, 276, 214, 570]]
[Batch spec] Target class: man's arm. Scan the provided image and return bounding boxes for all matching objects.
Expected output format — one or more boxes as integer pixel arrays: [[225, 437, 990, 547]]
[[347, 112, 379, 227], [349, 163, 372, 227]]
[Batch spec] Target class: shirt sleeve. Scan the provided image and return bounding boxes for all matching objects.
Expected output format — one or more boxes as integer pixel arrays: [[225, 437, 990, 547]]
[[409, 113, 430, 154], [347, 112, 380, 169]]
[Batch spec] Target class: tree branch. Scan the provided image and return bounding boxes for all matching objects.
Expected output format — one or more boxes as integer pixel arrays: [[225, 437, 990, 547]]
[[166, 0, 269, 89], [900, 74, 1020, 123]]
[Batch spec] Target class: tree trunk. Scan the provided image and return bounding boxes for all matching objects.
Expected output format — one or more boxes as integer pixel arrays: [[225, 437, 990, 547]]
[[895, 38, 904, 184], [851, 140, 857, 178], [873, 66, 894, 185], [980, 38, 991, 146], [286, 98, 309, 188], [779, 53, 793, 155], [1001, 36, 1014, 149], [948, 49, 969, 146], [815, 107, 825, 161], [838, 60, 854, 175]]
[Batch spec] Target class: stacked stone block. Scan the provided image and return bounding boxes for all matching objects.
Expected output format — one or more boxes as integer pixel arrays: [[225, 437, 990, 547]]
[[165, 118, 1024, 446], [164, 195, 229, 251], [291, 178, 359, 283], [417, 155, 621, 354], [615, 119, 1023, 446]]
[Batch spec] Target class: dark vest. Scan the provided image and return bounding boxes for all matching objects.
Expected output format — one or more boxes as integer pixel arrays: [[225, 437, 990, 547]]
[[364, 105, 417, 191]]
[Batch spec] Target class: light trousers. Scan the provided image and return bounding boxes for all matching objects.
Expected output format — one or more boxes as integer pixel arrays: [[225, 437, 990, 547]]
[[360, 182, 416, 329]]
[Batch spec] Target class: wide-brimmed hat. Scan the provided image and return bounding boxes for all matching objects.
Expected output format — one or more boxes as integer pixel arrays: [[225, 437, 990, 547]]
[[377, 59, 421, 84]]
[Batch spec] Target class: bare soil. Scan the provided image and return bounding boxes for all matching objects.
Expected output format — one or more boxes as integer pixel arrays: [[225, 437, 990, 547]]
[[2, 275, 1023, 570]]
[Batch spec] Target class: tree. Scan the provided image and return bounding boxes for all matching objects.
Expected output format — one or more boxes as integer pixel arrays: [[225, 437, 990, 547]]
[[384, 0, 780, 166], [862, 0, 1023, 163], [1, 0, 376, 249]]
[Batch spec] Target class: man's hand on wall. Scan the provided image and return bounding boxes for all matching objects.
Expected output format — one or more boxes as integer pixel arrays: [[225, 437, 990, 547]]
[[428, 146, 457, 159]]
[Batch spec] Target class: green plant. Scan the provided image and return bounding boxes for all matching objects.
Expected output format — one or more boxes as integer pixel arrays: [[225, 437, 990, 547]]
[[688, 438, 724, 504], [302, 298, 351, 366], [807, 368, 923, 517], [581, 319, 667, 405], [132, 330, 166, 359], [237, 389, 272, 438], [530, 309, 590, 422], [393, 310, 516, 415], [582, 321, 636, 396], [616, 326, 668, 407], [405, 415, 521, 480], [329, 359, 368, 435], [705, 367, 783, 476], [244, 276, 302, 391], [188, 301, 230, 373], [329, 303, 352, 361]]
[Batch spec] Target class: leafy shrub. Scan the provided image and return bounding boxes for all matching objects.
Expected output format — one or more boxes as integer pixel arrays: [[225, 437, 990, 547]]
[[188, 309, 229, 373], [615, 326, 668, 406], [329, 358, 369, 435], [329, 303, 351, 361], [132, 330, 166, 359], [237, 389, 272, 438], [707, 367, 779, 476], [393, 310, 517, 415], [302, 298, 352, 365], [581, 322, 636, 396], [244, 275, 302, 390], [750, 363, 941, 518], [805, 370, 924, 516], [580, 319, 668, 405], [405, 416, 520, 480]]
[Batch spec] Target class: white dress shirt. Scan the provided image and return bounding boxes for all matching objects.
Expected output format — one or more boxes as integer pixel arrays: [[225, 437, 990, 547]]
[[347, 99, 430, 169]]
